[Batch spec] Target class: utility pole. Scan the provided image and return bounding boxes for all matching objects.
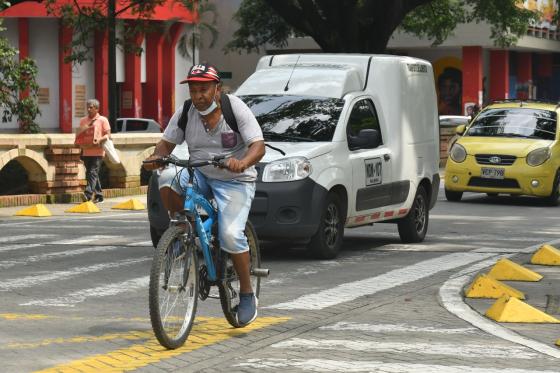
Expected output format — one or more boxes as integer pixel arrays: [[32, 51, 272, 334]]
[[108, 0, 117, 131]]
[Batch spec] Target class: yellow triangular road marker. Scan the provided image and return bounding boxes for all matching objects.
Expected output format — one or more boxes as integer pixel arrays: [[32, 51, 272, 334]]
[[15, 204, 52, 217], [465, 274, 525, 299], [531, 244, 560, 266], [487, 258, 542, 282], [65, 201, 100, 213], [486, 295, 560, 323], [111, 198, 145, 210]]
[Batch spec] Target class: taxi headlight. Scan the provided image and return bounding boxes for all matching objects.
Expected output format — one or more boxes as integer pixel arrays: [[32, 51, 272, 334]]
[[449, 143, 467, 163], [526, 147, 550, 167], [262, 157, 312, 182]]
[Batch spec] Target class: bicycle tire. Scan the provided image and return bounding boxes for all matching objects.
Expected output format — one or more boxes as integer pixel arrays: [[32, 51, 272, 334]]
[[218, 220, 261, 328], [149, 225, 199, 349]]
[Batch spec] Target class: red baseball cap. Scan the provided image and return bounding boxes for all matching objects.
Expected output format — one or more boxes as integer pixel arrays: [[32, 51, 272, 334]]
[[180, 63, 221, 84]]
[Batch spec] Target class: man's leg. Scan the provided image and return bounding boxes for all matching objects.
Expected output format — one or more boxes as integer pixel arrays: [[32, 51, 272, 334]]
[[83, 157, 95, 200], [157, 166, 190, 218], [230, 251, 252, 293], [209, 179, 257, 325], [91, 157, 103, 201], [160, 186, 184, 217]]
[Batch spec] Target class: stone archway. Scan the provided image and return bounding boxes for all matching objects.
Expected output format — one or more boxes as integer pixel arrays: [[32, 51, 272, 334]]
[[0, 149, 54, 193]]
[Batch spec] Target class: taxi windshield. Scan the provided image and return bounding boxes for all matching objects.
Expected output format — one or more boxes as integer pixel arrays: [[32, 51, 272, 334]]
[[238, 95, 344, 142], [466, 108, 557, 140]]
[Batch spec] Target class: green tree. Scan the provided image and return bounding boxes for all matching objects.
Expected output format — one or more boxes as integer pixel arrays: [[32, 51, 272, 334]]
[[0, 19, 40, 133], [226, 0, 556, 54]]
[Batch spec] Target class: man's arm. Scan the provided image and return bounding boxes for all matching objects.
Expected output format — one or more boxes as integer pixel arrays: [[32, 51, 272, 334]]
[[227, 140, 265, 173], [143, 139, 177, 171]]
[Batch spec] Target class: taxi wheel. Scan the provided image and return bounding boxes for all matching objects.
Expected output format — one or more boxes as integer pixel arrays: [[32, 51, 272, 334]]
[[398, 186, 428, 243], [543, 170, 560, 207], [445, 189, 462, 202], [308, 193, 344, 259]]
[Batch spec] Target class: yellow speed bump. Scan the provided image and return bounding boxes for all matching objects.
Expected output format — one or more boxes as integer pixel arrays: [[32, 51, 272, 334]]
[[465, 274, 525, 299], [65, 201, 100, 214], [531, 244, 560, 266], [487, 258, 543, 282], [15, 204, 52, 217], [485, 295, 560, 323], [111, 198, 145, 210]]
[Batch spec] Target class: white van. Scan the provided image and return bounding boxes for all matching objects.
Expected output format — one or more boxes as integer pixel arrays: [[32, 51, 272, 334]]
[[148, 54, 440, 259]]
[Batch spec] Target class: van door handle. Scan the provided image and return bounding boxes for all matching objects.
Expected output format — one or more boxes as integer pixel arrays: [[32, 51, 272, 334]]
[[384, 154, 391, 161]]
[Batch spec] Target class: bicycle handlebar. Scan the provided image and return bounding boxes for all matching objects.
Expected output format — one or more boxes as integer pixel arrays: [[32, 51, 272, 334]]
[[143, 155, 227, 169]]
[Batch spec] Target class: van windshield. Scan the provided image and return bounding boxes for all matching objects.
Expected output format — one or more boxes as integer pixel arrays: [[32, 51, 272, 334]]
[[238, 95, 345, 142], [466, 108, 557, 140]]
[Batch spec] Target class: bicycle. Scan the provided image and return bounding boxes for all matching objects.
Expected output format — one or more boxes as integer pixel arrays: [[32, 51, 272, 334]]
[[143, 156, 269, 349]]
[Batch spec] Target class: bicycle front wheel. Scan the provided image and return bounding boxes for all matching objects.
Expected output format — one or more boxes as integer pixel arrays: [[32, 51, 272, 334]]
[[218, 220, 261, 328], [149, 225, 198, 349]]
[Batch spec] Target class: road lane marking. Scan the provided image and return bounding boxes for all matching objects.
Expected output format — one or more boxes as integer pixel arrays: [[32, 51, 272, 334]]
[[0, 313, 52, 320], [320, 322, 478, 334], [0, 257, 149, 291], [21, 276, 150, 307], [34, 317, 290, 373], [431, 214, 525, 221], [235, 358, 559, 372], [48, 235, 118, 245], [128, 240, 153, 247], [0, 246, 119, 269], [0, 213, 144, 227], [270, 337, 539, 359], [4, 331, 152, 350], [0, 234, 56, 243], [0, 243, 42, 253], [267, 252, 493, 310]]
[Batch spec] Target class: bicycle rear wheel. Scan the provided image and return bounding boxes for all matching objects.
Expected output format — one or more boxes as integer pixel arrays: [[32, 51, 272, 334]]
[[149, 225, 198, 349], [218, 220, 261, 328]]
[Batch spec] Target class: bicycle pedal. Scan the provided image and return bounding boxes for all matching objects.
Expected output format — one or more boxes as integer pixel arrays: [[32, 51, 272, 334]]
[[251, 268, 270, 277]]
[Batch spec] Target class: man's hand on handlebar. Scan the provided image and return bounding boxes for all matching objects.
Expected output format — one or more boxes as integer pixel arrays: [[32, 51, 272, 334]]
[[225, 158, 248, 173], [143, 155, 165, 171]]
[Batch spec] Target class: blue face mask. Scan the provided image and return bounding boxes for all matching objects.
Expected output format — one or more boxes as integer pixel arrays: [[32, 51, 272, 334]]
[[196, 85, 218, 116]]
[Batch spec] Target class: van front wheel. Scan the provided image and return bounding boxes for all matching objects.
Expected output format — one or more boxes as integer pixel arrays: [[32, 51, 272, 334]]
[[398, 186, 428, 243], [308, 193, 344, 259]]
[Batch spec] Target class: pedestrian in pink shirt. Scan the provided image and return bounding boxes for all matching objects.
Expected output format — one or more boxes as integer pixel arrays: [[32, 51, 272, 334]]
[[76, 99, 111, 203]]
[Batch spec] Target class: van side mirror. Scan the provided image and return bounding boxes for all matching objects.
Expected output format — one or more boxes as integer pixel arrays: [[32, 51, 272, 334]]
[[455, 124, 466, 135], [348, 129, 381, 150]]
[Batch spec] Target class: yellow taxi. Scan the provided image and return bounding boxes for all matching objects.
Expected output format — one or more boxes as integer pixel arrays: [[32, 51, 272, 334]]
[[444, 101, 560, 206]]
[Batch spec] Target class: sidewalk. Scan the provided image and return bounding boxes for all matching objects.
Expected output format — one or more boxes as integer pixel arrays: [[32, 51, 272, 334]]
[[0, 194, 148, 218]]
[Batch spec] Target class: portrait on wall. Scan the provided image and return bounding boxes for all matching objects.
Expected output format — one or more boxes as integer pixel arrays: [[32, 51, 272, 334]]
[[433, 57, 462, 116]]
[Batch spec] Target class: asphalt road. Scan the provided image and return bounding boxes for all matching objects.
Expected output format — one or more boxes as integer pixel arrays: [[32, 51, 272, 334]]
[[1, 187, 560, 373]]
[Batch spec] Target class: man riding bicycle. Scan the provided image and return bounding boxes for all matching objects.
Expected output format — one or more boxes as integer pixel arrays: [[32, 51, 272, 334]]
[[143, 62, 265, 326]]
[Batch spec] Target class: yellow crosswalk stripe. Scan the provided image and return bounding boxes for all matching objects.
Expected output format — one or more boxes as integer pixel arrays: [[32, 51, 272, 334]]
[[33, 317, 289, 373]]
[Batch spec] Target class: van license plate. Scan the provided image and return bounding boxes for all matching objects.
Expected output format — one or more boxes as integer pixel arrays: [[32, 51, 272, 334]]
[[481, 167, 505, 179]]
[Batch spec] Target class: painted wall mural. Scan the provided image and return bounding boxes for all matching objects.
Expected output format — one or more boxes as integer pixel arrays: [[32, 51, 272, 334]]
[[433, 57, 463, 116]]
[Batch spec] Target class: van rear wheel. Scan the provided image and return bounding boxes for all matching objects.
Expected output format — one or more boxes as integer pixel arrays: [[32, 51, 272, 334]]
[[398, 186, 428, 243], [308, 193, 344, 259]]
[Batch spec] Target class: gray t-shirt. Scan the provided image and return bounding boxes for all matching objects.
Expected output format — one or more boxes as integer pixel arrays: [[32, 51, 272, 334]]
[[162, 94, 263, 182]]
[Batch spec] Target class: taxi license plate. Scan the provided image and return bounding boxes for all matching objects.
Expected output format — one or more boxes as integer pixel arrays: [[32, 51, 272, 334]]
[[481, 167, 505, 179]]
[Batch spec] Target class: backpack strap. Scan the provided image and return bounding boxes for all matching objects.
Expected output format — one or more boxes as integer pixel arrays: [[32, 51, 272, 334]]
[[178, 99, 192, 132], [177, 94, 239, 133], [220, 94, 239, 133]]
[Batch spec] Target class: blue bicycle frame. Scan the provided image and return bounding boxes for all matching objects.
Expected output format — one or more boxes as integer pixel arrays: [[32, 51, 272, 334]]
[[180, 175, 219, 282]]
